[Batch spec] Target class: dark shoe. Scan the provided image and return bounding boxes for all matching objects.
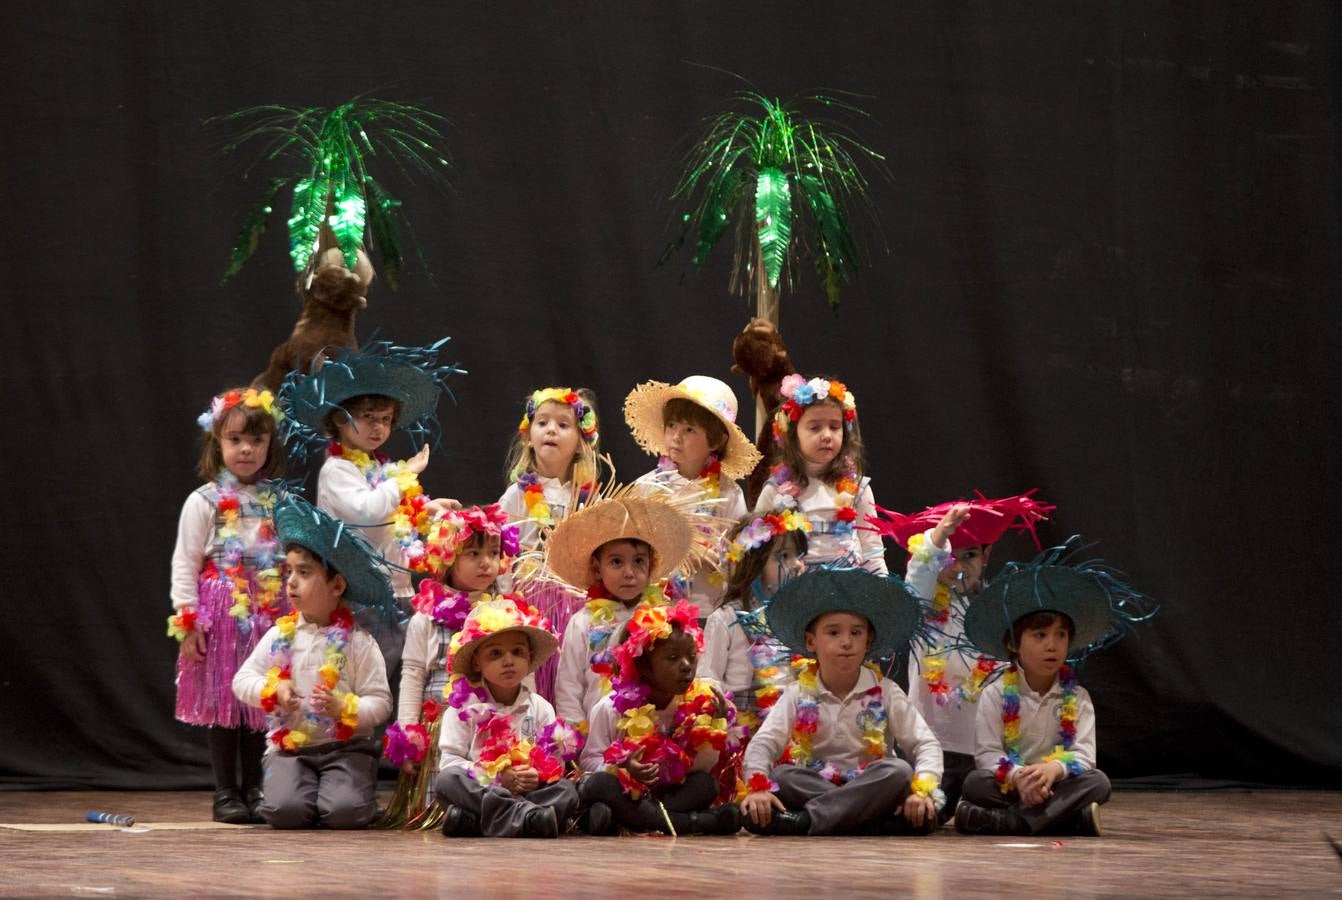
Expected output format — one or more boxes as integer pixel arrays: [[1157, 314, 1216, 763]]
[[581, 801, 613, 836], [1075, 801, 1102, 837], [212, 788, 251, 825], [712, 803, 742, 835], [954, 800, 1029, 836], [522, 806, 559, 839], [880, 808, 940, 835], [440, 804, 481, 838], [242, 787, 265, 824], [743, 808, 811, 836]]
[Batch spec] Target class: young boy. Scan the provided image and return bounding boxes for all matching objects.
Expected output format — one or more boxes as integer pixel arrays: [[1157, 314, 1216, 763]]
[[545, 489, 703, 729], [433, 595, 580, 839], [955, 549, 1153, 836], [740, 568, 944, 836], [232, 495, 396, 829], [870, 491, 1053, 819]]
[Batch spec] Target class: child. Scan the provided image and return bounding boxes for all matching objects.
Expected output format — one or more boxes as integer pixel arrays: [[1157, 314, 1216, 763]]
[[378, 504, 520, 828], [701, 509, 810, 728], [869, 491, 1053, 819], [232, 495, 396, 829], [545, 486, 710, 729], [168, 387, 287, 824], [752, 374, 887, 575], [624, 375, 760, 610], [434, 595, 583, 838], [497, 386, 602, 698], [278, 339, 463, 675], [579, 599, 742, 835], [740, 568, 944, 836], [954, 545, 1154, 836]]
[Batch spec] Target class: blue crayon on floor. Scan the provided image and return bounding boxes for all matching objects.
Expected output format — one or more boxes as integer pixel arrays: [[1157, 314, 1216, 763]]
[[85, 811, 135, 827]]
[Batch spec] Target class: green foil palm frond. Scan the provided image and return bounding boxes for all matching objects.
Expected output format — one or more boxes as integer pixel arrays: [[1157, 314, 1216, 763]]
[[216, 98, 451, 287], [661, 92, 886, 310]]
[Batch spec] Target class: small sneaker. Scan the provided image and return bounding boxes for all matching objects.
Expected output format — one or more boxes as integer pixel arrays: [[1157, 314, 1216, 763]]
[[242, 787, 265, 824], [713, 803, 742, 836], [212, 788, 251, 825], [954, 800, 1029, 836], [1075, 801, 1102, 837], [743, 808, 811, 837], [440, 804, 481, 838], [522, 806, 559, 839]]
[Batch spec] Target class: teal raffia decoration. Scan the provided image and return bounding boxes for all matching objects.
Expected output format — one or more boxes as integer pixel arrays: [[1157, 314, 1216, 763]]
[[659, 92, 886, 311], [216, 98, 451, 290]]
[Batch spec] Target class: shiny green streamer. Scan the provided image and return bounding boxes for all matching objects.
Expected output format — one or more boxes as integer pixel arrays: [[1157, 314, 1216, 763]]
[[222, 176, 288, 283], [755, 167, 791, 288]]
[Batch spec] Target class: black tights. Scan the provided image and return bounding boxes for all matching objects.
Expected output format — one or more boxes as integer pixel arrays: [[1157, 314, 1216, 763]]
[[207, 727, 264, 793], [581, 770, 717, 832]]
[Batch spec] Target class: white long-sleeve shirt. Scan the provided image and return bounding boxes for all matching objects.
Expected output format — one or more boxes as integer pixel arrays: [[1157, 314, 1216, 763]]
[[754, 477, 888, 575], [580, 690, 723, 775], [743, 665, 942, 780], [698, 602, 754, 697], [497, 475, 580, 552], [553, 602, 635, 726], [974, 674, 1096, 783], [169, 481, 273, 610], [232, 612, 392, 753], [438, 683, 555, 771], [397, 612, 449, 725], [317, 456, 411, 599]]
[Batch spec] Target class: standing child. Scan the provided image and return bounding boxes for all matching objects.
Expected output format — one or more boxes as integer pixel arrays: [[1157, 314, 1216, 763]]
[[168, 387, 287, 824], [740, 568, 944, 836], [623, 375, 761, 610], [434, 595, 583, 839], [232, 495, 397, 829], [378, 504, 520, 829], [954, 543, 1155, 837], [578, 599, 743, 836], [497, 386, 602, 698], [753, 375, 887, 575], [869, 491, 1053, 819]]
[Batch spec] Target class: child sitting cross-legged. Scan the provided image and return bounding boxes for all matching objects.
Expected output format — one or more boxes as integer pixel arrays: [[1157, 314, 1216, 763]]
[[740, 568, 945, 836], [433, 595, 583, 839]]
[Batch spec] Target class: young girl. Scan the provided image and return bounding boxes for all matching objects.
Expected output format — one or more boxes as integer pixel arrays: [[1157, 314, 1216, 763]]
[[168, 387, 287, 824], [752, 375, 887, 575], [377, 504, 520, 828], [700, 509, 810, 731], [579, 599, 743, 835], [497, 386, 602, 698]]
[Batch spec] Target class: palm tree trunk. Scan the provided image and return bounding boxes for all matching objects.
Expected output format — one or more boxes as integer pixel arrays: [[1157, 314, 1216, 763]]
[[754, 239, 780, 438]]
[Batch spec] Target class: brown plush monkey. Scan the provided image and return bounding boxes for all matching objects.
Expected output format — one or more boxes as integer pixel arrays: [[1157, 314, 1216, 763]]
[[730, 317, 797, 506]]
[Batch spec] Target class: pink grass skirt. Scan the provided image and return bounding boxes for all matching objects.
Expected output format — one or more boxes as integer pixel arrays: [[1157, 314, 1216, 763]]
[[526, 580, 585, 702]]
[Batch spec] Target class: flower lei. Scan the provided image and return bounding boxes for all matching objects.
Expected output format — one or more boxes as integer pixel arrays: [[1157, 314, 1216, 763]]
[[910, 532, 999, 707], [584, 582, 671, 697], [779, 658, 887, 784], [382, 698, 441, 767], [995, 664, 1083, 793], [196, 387, 283, 431], [259, 608, 361, 751], [411, 580, 475, 631], [518, 387, 598, 443], [515, 470, 596, 530], [726, 509, 812, 565], [167, 472, 282, 641], [471, 711, 582, 787], [603, 678, 737, 799], [327, 441, 429, 568], [656, 453, 722, 501], [770, 374, 856, 445], [768, 461, 860, 537]]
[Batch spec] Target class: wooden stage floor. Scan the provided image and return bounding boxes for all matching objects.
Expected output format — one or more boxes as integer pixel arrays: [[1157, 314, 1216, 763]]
[[1, 790, 1338, 897]]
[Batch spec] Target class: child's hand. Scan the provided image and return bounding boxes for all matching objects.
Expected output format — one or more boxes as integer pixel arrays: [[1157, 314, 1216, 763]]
[[930, 503, 972, 548], [902, 792, 936, 828], [624, 751, 658, 786], [309, 683, 342, 719], [401, 760, 420, 777], [1013, 763, 1060, 807], [178, 630, 207, 662], [509, 765, 540, 795], [405, 444, 431, 475], [424, 497, 463, 516], [741, 789, 785, 828], [275, 681, 300, 714]]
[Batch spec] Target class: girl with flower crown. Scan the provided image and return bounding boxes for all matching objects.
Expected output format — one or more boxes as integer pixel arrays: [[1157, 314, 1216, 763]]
[[497, 386, 603, 698], [168, 387, 289, 824], [753, 374, 887, 575], [375, 504, 521, 829]]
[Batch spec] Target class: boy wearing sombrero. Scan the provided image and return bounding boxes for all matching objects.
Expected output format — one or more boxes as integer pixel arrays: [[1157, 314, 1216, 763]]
[[955, 545, 1155, 836], [232, 496, 396, 828], [433, 595, 582, 839], [740, 568, 945, 836]]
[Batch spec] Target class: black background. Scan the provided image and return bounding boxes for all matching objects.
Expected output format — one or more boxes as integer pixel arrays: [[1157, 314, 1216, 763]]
[[2, 1, 1338, 789]]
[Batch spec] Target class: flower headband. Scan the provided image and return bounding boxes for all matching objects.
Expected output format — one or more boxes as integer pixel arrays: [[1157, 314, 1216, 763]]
[[414, 503, 521, 580], [726, 509, 813, 565], [518, 387, 598, 443], [197, 388, 284, 431], [612, 599, 703, 685], [771, 374, 856, 444]]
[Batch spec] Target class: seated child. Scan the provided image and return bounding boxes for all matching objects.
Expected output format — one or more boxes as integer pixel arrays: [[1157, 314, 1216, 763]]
[[578, 599, 742, 836], [433, 595, 582, 839], [869, 491, 1053, 819], [740, 568, 944, 836], [954, 545, 1154, 836], [232, 495, 396, 829], [546, 488, 710, 728]]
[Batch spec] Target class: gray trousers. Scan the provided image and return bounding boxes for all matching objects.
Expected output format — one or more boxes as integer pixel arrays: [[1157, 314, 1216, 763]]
[[961, 767, 1111, 833], [435, 768, 580, 837], [773, 758, 912, 835], [259, 737, 380, 829]]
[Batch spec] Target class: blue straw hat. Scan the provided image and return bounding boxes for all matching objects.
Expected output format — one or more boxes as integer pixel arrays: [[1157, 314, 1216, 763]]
[[274, 494, 396, 614], [763, 566, 925, 660]]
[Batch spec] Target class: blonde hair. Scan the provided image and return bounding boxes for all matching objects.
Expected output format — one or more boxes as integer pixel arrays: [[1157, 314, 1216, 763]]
[[503, 387, 602, 489]]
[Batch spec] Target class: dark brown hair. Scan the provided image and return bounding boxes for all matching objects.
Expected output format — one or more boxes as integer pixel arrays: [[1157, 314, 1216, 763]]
[[662, 398, 728, 454], [771, 393, 865, 489], [283, 544, 339, 582], [321, 394, 402, 437], [197, 395, 285, 481], [1006, 610, 1075, 659], [723, 526, 809, 611]]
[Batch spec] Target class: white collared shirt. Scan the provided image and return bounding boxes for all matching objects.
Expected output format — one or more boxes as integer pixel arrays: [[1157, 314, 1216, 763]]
[[553, 602, 636, 726], [754, 477, 888, 576], [317, 456, 412, 599], [438, 683, 556, 771], [698, 601, 754, 696], [974, 673, 1096, 781]]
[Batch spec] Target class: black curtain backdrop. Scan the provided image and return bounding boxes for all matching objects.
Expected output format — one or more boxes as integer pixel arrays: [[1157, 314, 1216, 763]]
[[2, 1, 1338, 790]]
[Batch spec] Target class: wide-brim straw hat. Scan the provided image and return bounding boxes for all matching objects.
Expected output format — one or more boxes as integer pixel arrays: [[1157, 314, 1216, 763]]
[[448, 594, 559, 680], [623, 376, 762, 480]]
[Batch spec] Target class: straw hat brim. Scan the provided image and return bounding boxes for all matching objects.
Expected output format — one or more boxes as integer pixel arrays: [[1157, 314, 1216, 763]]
[[544, 494, 693, 588], [766, 569, 922, 660], [623, 382, 762, 481], [963, 566, 1117, 661], [450, 625, 560, 682]]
